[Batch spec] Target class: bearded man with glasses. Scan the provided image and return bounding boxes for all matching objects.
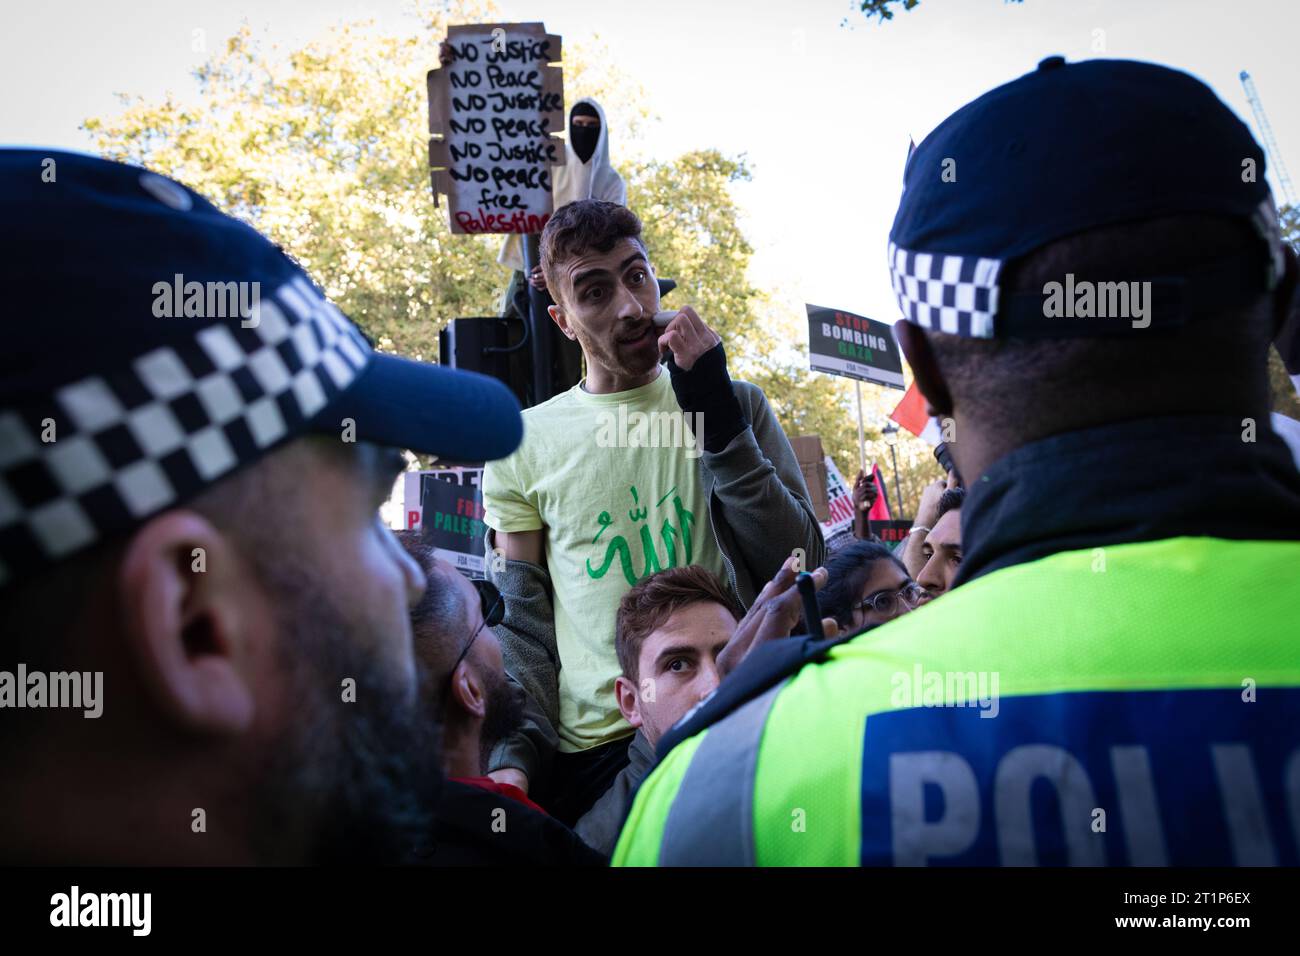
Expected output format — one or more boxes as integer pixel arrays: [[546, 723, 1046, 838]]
[[396, 532, 603, 864]]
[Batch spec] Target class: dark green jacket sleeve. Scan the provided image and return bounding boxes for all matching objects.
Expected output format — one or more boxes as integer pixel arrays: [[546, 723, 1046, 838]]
[[704, 381, 827, 607], [484, 552, 559, 786]]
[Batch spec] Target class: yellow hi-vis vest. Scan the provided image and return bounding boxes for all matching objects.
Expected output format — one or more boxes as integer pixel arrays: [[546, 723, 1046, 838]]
[[613, 537, 1300, 866]]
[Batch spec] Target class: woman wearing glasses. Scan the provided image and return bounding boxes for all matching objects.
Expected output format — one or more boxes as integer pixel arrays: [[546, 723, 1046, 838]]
[[817, 540, 931, 635]]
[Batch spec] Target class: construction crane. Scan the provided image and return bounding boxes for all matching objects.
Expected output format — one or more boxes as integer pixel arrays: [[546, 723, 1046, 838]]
[[1240, 70, 1297, 208]]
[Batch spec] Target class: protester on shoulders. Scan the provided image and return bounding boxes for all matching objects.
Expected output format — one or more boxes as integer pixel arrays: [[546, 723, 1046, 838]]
[[481, 200, 824, 827]]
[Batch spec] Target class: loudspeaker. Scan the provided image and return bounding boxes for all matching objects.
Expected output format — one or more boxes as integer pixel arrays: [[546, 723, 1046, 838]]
[[439, 317, 533, 409]]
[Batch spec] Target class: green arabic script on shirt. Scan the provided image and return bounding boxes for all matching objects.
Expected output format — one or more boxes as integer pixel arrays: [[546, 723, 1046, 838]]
[[586, 485, 695, 587]]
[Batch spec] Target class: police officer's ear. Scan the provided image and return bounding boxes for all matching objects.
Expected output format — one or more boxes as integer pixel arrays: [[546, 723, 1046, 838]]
[[895, 320, 954, 418], [117, 512, 257, 736]]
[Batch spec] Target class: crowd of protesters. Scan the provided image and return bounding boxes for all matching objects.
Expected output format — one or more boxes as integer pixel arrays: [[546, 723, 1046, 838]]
[[2, 53, 1299, 867]]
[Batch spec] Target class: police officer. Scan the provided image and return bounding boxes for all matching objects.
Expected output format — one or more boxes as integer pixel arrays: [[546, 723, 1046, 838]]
[[0, 150, 524, 864], [614, 57, 1300, 867]]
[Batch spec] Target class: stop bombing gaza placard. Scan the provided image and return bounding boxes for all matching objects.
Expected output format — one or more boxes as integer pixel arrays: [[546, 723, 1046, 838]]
[[807, 304, 905, 390], [426, 22, 565, 235]]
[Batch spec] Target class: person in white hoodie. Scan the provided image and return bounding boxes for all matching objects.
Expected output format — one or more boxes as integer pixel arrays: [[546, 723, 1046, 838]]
[[499, 98, 627, 315]]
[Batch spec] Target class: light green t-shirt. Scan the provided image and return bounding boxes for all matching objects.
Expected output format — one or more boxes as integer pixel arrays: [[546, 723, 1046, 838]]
[[482, 369, 728, 752]]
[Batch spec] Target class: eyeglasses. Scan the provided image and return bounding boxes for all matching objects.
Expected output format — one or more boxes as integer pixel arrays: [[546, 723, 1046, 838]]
[[852, 582, 928, 618], [450, 579, 505, 675]]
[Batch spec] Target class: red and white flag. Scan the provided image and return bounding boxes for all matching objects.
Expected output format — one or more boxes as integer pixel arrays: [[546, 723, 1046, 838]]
[[889, 381, 942, 445]]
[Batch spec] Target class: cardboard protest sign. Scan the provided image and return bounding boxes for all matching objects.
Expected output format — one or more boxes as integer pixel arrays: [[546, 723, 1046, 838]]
[[807, 304, 905, 390], [790, 435, 830, 523], [427, 22, 565, 235], [418, 468, 488, 574]]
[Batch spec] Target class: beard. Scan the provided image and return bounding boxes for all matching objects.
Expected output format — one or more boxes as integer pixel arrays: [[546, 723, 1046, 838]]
[[248, 561, 443, 865], [477, 668, 527, 771], [572, 320, 661, 384]]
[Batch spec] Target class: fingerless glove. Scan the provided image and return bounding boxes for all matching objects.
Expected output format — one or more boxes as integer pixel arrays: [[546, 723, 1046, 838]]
[[666, 341, 748, 454]]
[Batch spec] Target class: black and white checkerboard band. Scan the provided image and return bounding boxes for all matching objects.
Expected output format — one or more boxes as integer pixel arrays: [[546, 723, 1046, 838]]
[[0, 276, 372, 588], [888, 242, 1002, 338], [888, 199, 1284, 338]]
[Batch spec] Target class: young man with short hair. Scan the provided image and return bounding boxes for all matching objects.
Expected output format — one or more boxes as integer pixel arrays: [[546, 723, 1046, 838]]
[[573, 565, 741, 855], [917, 486, 965, 599], [397, 533, 528, 798], [482, 200, 824, 825], [613, 565, 741, 748]]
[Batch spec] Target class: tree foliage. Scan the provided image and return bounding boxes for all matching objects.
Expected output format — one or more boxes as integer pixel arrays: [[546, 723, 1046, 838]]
[[624, 150, 758, 345], [86, 2, 504, 364], [84, 0, 939, 511]]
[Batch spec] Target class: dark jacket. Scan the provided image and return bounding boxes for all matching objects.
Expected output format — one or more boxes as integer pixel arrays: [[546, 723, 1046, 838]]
[[573, 730, 656, 856], [955, 413, 1300, 584], [416, 780, 605, 866]]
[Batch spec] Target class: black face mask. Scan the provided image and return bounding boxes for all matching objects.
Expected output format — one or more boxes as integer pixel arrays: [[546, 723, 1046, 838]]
[[570, 122, 600, 163]]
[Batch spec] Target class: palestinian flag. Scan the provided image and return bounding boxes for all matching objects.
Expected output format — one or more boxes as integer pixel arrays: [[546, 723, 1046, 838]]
[[868, 463, 892, 521]]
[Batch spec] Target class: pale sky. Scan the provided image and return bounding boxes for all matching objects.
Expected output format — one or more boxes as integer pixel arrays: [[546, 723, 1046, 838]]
[[3, 0, 1298, 326]]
